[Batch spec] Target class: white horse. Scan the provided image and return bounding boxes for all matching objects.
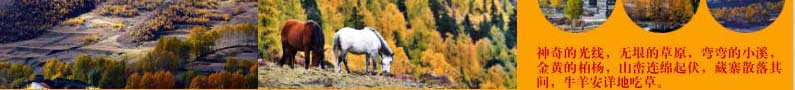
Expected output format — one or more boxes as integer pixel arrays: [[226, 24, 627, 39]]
[[333, 27, 394, 75]]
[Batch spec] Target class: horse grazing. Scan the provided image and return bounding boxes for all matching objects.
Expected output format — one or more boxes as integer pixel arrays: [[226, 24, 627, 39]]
[[280, 20, 326, 69], [333, 27, 394, 75]]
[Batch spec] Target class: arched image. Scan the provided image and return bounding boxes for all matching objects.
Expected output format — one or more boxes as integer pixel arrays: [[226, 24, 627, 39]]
[[539, 0, 617, 33], [624, 0, 699, 33], [708, 0, 784, 33]]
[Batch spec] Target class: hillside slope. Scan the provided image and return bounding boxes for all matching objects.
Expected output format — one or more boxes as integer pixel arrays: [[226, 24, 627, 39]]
[[258, 61, 462, 88]]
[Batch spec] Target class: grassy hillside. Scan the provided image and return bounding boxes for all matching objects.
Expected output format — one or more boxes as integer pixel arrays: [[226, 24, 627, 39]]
[[0, 0, 100, 43]]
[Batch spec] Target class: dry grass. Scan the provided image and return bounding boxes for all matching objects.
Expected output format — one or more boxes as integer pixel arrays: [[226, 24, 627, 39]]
[[258, 61, 420, 88]]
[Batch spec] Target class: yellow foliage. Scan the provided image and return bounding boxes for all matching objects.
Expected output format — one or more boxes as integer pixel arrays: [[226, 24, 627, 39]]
[[126, 70, 176, 89], [476, 39, 493, 64], [317, 0, 345, 43], [453, 37, 484, 83], [480, 65, 506, 89], [549, 0, 563, 7], [82, 34, 100, 44], [359, 7, 376, 29], [43, 59, 68, 80], [125, 0, 164, 10], [338, 54, 368, 73], [64, 17, 85, 26], [376, 4, 407, 41], [407, 1, 436, 32], [98, 5, 139, 17], [112, 21, 125, 31], [389, 47, 413, 75], [427, 31, 446, 52], [479, 81, 498, 89], [451, 0, 471, 19], [421, 50, 457, 82], [472, 0, 485, 12]]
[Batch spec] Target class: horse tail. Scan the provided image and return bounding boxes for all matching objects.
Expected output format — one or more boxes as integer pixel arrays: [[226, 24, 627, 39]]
[[332, 31, 341, 58]]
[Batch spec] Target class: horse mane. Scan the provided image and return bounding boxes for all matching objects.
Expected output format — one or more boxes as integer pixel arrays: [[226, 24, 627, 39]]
[[366, 27, 394, 56]]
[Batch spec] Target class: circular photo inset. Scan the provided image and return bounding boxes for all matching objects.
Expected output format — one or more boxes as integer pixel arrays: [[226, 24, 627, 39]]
[[708, 0, 784, 33], [624, 0, 699, 33], [539, 0, 617, 33]]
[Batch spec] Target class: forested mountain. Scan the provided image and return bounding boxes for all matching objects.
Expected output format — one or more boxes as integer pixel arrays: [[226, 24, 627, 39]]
[[259, 0, 516, 88]]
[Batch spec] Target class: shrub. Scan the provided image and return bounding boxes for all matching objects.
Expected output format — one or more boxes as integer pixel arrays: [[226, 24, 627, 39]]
[[0, 62, 34, 88], [126, 70, 175, 89], [190, 71, 248, 89], [136, 37, 188, 72], [64, 17, 86, 26], [125, 0, 230, 42], [82, 34, 101, 44], [98, 5, 140, 17], [43, 59, 69, 80]]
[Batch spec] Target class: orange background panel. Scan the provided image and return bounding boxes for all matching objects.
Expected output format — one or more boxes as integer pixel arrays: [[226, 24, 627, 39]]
[[519, 0, 793, 89]]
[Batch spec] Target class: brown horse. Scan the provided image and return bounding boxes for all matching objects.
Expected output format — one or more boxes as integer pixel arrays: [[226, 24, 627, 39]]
[[280, 20, 326, 69]]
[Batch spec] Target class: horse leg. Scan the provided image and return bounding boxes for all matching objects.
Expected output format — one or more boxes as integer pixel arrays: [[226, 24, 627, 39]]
[[343, 53, 351, 73], [318, 52, 327, 69], [279, 48, 289, 67], [287, 50, 297, 68], [304, 50, 311, 70], [336, 52, 344, 73], [338, 49, 348, 73], [371, 54, 378, 75], [365, 53, 372, 74]]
